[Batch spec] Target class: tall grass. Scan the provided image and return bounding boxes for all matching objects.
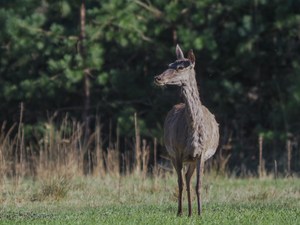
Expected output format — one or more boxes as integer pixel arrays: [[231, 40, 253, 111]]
[[0, 110, 298, 184], [0, 113, 154, 181]]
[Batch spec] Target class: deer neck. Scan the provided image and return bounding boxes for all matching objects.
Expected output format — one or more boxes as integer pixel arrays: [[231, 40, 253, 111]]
[[181, 70, 204, 152], [182, 70, 203, 127]]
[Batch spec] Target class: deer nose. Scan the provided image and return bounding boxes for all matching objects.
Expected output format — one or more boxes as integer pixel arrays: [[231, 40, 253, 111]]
[[154, 76, 162, 82]]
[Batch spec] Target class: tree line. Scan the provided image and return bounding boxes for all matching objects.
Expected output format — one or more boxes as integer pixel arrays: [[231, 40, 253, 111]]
[[0, 0, 300, 174]]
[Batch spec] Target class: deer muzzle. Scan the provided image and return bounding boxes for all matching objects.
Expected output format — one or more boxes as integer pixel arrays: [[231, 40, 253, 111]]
[[154, 69, 176, 86], [154, 75, 165, 86]]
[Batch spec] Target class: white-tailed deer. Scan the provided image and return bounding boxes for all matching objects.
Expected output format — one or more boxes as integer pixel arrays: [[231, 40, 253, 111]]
[[154, 45, 219, 216]]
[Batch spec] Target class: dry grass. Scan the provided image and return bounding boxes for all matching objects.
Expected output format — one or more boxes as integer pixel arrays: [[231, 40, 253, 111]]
[[0, 111, 298, 195], [0, 113, 299, 224], [1, 174, 299, 213], [0, 115, 146, 179]]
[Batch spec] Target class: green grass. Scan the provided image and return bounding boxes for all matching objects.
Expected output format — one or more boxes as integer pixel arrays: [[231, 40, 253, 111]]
[[0, 175, 299, 224]]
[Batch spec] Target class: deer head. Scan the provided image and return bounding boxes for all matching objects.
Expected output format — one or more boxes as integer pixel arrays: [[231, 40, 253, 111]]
[[154, 44, 195, 86]]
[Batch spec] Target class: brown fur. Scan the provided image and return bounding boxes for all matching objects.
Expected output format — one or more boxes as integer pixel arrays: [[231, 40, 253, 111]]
[[154, 45, 219, 216]]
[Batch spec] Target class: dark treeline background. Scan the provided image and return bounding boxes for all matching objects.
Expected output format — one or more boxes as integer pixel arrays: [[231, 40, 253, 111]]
[[1, 0, 300, 175]]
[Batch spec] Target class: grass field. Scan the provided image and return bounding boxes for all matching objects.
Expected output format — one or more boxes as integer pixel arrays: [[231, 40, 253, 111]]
[[0, 174, 299, 225]]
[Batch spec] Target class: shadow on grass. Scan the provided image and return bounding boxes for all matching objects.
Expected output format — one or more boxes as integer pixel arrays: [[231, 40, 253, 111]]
[[0, 210, 56, 220]]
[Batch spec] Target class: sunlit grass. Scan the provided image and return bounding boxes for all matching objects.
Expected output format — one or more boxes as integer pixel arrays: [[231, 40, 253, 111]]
[[1, 175, 299, 224]]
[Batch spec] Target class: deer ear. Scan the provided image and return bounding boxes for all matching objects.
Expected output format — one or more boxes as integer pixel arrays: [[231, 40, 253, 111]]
[[188, 49, 195, 65], [176, 44, 184, 60]]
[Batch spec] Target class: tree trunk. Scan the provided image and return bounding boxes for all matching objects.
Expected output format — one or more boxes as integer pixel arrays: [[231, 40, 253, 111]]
[[80, 0, 90, 143], [80, 0, 92, 174]]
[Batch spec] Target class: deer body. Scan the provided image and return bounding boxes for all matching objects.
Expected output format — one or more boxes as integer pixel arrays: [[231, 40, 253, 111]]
[[154, 45, 219, 216], [164, 104, 219, 162]]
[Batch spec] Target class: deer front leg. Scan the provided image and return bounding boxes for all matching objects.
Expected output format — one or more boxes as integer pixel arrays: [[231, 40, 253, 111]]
[[185, 163, 196, 217], [173, 159, 183, 216], [177, 171, 183, 216], [196, 155, 205, 215]]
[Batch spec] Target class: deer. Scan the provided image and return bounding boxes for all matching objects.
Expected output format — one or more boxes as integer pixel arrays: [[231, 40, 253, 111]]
[[154, 45, 219, 216]]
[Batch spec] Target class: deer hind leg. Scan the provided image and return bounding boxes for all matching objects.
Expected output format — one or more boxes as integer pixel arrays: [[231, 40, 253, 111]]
[[172, 158, 183, 216], [185, 163, 196, 217], [196, 154, 205, 215]]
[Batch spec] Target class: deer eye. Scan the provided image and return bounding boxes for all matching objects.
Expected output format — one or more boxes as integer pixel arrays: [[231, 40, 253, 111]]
[[177, 65, 184, 70]]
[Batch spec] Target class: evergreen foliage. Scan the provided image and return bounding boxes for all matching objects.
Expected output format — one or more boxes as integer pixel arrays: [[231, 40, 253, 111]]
[[0, 0, 299, 172]]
